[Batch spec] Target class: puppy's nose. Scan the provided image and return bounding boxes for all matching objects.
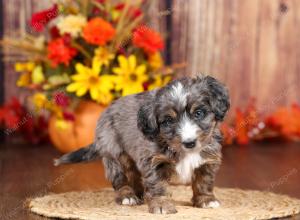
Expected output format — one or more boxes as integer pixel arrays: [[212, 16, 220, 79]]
[[182, 140, 196, 148]]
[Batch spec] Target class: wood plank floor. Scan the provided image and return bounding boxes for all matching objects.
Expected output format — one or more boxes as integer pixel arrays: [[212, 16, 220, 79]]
[[0, 141, 300, 220]]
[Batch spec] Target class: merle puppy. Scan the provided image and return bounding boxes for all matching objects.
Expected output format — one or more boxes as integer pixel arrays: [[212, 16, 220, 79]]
[[55, 76, 230, 214]]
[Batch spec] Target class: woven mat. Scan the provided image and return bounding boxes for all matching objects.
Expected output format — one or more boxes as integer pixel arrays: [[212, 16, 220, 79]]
[[29, 186, 300, 220]]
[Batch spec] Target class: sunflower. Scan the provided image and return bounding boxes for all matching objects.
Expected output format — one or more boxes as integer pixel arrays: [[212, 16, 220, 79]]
[[113, 55, 147, 96], [66, 59, 115, 104], [94, 47, 115, 67]]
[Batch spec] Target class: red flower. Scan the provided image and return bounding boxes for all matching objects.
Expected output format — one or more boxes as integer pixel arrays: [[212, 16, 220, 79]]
[[83, 18, 116, 45], [0, 97, 23, 130], [30, 4, 58, 32], [53, 92, 70, 107], [133, 25, 164, 54], [50, 26, 60, 39], [47, 38, 77, 67]]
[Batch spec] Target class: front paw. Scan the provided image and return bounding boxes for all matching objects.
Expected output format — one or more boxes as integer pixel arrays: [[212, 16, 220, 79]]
[[115, 186, 142, 206], [148, 197, 177, 214], [192, 195, 220, 208]]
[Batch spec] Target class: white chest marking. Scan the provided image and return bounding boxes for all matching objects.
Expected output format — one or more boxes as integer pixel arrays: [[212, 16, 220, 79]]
[[176, 153, 204, 184]]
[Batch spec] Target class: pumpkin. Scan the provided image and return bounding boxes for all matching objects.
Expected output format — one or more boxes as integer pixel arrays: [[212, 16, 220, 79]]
[[49, 101, 106, 153]]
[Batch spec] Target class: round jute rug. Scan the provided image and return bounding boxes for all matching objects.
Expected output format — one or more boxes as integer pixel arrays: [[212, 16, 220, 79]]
[[29, 186, 300, 220]]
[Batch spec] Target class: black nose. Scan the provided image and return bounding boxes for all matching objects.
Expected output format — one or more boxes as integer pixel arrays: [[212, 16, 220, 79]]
[[183, 140, 196, 148]]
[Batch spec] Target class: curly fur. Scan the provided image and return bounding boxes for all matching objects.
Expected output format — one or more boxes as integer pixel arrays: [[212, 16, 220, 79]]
[[55, 76, 230, 214]]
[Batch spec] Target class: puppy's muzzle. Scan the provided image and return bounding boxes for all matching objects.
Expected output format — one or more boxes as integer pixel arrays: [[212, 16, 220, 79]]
[[182, 140, 196, 149]]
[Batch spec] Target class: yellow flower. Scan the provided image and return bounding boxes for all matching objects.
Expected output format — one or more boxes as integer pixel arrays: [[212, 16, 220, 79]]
[[32, 93, 48, 111], [57, 14, 87, 38], [66, 59, 115, 104], [113, 55, 148, 96], [32, 93, 63, 116], [148, 75, 171, 90], [31, 65, 45, 84], [94, 47, 115, 67], [17, 72, 31, 87], [15, 62, 35, 72], [148, 52, 163, 70]]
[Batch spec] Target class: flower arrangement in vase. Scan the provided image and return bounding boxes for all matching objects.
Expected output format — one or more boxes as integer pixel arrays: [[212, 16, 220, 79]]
[[0, 0, 173, 152]]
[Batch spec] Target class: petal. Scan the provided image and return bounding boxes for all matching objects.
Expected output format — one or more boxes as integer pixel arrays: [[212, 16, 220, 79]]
[[92, 58, 102, 74], [128, 55, 136, 72], [135, 64, 146, 75], [112, 67, 123, 75], [67, 82, 83, 92], [72, 73, 88, 81], [122, 84, 143, 96], [99, 92, 113, 105], [138, 74, 148, 83], [90, 87, 100, 100], [118, 55, 128, 71], [75, 63, 88, 74], [114, 77, 124, 91], [76, 86, 88, 96], [100, 75, 115, 90]]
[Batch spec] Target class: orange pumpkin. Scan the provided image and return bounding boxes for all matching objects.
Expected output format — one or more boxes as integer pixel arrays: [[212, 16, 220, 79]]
[[49, 101, 106, 153]]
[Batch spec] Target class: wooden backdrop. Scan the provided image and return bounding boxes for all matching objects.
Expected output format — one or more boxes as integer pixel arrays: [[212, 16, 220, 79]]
[[2, 0, 300, 113], [169, 0, 300, 113]]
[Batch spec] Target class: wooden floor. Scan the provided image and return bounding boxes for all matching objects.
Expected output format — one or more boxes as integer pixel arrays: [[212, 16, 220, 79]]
[[1, 141, 300, 220]]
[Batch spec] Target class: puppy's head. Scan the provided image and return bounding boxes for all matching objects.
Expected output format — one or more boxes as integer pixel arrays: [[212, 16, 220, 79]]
[[137, 76, 230, 155]]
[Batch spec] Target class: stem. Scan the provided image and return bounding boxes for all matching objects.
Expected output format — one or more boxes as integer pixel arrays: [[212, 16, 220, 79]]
[[91, 0, 105, 10], [71, 41, 92, 60]]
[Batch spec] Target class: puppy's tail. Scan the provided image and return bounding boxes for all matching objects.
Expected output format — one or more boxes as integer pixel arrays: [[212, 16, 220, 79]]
[[54, 143, 99, 166]]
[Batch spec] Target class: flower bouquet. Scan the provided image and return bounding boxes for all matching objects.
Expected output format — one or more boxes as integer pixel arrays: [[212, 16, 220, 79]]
[[1, 0, 173, 150]]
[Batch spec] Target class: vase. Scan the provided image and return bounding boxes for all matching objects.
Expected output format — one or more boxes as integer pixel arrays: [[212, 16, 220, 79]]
[[48, 101, 106, 153]]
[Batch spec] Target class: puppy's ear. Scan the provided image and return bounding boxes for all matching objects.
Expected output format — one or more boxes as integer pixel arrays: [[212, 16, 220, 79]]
[[137, 102, 158, 141], [204, 76, 230, 121]]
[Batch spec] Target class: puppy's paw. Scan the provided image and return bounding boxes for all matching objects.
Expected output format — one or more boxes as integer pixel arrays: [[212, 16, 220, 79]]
[[120, 197, 140, 205], [192, 195, 220, 209], [115, 186, 142, 206], [148, 197, 177, 214]]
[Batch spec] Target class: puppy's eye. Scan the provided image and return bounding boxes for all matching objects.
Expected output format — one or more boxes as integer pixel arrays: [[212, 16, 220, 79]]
[[161, 116, 174, 127], [194, 109, 207, 120]]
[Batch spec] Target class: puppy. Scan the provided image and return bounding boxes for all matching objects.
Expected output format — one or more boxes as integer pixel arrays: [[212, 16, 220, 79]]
[[55, 76, 230, 214]]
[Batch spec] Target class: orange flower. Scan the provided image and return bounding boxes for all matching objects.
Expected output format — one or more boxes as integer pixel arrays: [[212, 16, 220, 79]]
[[266, 104, 300, 138], [47, 38, 77, 67], [83, 18, 115, 45], [133, 25, 164, 54]]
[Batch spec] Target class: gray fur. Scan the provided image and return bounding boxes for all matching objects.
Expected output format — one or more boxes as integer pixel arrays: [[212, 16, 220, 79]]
[[55, 76, 230, 214]]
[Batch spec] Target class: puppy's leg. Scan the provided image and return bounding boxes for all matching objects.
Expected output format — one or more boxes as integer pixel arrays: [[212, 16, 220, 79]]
[[138, 156, 177, 214], [119, 154, 144, 200], [192, 163, 220, 208], [103, 157, 142, 206]]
